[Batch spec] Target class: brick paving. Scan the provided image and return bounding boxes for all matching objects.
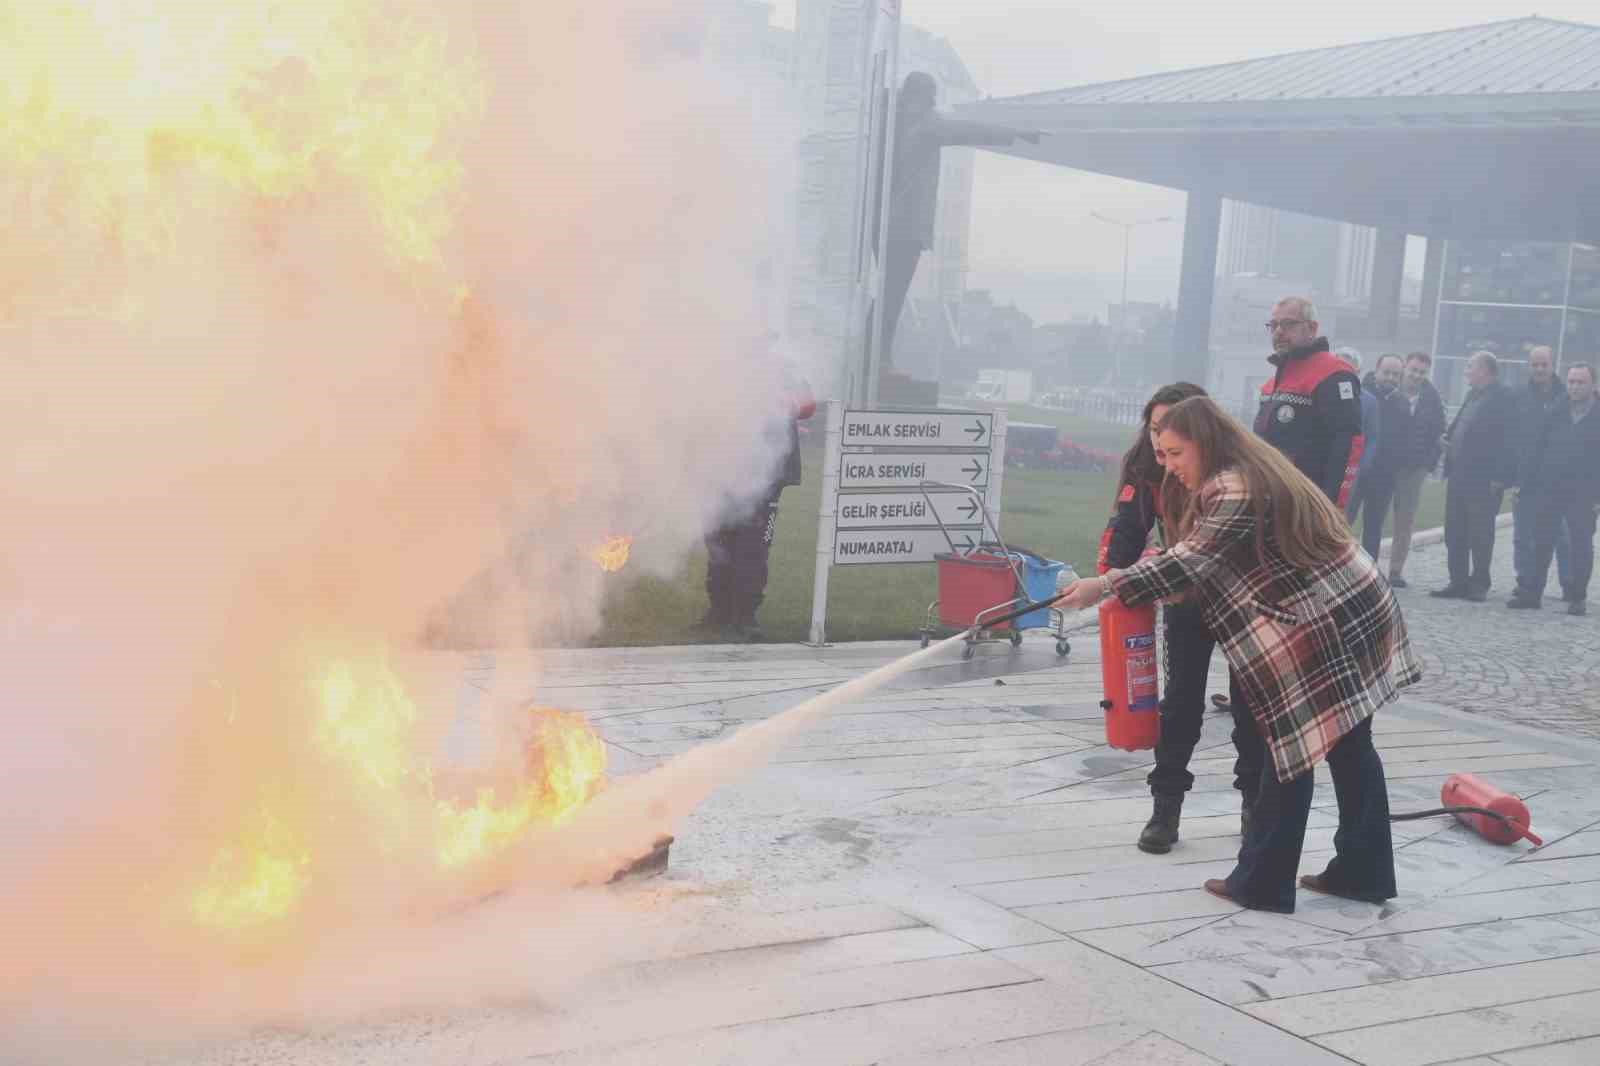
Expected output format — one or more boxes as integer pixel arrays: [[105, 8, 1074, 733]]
[[1385, 526, 1600, 741]]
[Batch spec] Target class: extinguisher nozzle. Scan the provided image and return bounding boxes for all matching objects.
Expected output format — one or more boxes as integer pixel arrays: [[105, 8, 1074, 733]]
[[1521, 828, 1544, 847]]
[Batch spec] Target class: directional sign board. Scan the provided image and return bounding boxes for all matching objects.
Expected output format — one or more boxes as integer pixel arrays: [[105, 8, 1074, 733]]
[[810, 403, 1009, 642], [841, 410, 993, 448], [835, 490, 984, 530], [834, 529, 983, 566], [838, 451, 988, 489]]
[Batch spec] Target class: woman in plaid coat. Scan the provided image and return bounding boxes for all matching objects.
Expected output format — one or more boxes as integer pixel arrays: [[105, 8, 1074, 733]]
[[1059, 397, 1422, 912]]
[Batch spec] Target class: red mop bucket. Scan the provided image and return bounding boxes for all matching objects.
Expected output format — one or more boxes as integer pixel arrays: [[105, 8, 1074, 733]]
[[935, 551, 1019, 630]]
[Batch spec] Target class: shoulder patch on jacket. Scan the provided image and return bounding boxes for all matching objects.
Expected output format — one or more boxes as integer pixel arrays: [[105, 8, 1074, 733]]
[[1338, 380, 1355, 400], [1118, 484, 1136, 503]]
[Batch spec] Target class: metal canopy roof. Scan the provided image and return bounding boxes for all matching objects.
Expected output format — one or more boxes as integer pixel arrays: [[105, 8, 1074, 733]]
[[957, 17, 1600, 242], [1012, 16, 1600, 105]]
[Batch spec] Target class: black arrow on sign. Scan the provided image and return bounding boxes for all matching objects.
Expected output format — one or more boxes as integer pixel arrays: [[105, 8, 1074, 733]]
[[956, 498, 980, 521], [962, 458, 985, 481], [966, 419, 988, 443], [955, 534, 977, 554]]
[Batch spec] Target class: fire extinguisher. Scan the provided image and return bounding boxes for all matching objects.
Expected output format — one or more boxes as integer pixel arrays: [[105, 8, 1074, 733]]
[[1099, 595, 1160, 751], [1390, 772, 1543, 846]]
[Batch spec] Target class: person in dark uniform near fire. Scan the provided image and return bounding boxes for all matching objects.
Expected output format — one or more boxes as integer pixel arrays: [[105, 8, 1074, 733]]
[[1254, 297, 1366, 508], [702, 350, 815, 640], [1101, 382, 1261, 852]]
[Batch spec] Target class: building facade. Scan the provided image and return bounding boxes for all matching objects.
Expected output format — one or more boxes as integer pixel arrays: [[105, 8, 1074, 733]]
[[1432, 240, 1600, 402]]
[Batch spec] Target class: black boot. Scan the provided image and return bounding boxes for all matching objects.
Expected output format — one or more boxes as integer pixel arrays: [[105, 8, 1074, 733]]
[[1138, 793, 1184, 854]]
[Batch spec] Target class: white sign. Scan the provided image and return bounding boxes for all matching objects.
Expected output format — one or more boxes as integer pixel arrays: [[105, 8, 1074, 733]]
[[842, 410, 992, 448], [839, 452, 988, 489], [835, 491, 984, 530], [833, 529, 983, 566]]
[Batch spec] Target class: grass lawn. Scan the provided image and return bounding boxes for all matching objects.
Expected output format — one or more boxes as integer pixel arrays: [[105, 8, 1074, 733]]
[[594, 405, 1453, 647]]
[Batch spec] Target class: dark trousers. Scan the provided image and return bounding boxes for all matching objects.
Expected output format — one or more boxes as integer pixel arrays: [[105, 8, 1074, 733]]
[[1444, 477, 1504, 592], [1147, 603, 1215, 796], [1512, 487, 1570, 593], [1522, 489, 1598, 603], [1358, 471, 1396, 563], [705, 493, 780, 624], [1224, 717, 1396, 912], [1227, 672, 1264, 809]]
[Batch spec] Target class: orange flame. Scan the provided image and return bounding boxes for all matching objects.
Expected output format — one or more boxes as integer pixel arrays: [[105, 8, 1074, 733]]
[[591, 535, 633, 573], [186, 656, 610, 939]]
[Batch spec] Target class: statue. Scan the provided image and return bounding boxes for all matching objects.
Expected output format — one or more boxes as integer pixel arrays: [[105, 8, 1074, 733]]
[[874, 71, 1041, 373]]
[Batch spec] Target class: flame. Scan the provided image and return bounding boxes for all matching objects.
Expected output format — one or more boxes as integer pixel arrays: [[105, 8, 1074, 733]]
[[591, 535, 633, 573], [189, 795, 311, 934], [0, 0, 484, 322], [188, 657, 610, 935], [434, 707, 608, 870]]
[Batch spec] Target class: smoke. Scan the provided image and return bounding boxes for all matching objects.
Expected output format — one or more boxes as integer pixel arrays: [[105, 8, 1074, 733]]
[[0, 0, 816, 1053]]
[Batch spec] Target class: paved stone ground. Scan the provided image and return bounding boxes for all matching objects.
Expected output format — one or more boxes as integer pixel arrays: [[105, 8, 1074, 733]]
[[128, 627, 1600, 1066], [1380, 517, 1600, 741]]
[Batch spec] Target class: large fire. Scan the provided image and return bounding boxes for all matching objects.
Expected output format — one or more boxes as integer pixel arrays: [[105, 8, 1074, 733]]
[[187, 658, 610, 938]]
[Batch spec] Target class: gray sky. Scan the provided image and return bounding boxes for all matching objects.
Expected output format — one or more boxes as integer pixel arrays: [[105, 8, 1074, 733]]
[[773, 2, 1599, 320]]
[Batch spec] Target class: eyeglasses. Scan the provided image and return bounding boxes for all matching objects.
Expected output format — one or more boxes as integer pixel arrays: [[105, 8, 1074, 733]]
[[1265, 319, 1308, 333]]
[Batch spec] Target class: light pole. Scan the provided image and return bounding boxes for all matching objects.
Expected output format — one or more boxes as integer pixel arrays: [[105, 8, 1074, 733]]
[[1090, 211, 1173, 386]]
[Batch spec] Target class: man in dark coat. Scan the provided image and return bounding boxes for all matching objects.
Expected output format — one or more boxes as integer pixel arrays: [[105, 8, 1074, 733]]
[[878, 72, 1039, 364], [1352, 355, 1408, 564], [1509, 363, 1600, 614], [703, 353, 816, 639], [1385, 352, 1447, 587], [1432, 352, 1517, 602], [1508, 346, 1571, 601], [1253, 297, 1364, 506]]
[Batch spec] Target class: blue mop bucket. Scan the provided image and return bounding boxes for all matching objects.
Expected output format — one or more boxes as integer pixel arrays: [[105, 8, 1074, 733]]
[[1011, 550, 1065, 629]]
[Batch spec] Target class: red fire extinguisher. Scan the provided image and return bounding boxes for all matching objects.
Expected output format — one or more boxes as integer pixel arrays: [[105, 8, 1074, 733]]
[[1100, 596, 1160, 751], [1439, 773, 1543, 846]]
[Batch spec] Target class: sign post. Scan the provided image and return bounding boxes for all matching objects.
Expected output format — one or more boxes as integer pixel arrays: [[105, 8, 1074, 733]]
[[808, 403, 1006, 645]]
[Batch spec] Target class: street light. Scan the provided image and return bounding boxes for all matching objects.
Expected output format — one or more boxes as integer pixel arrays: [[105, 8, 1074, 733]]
[[1090, 211, 1173, 385]]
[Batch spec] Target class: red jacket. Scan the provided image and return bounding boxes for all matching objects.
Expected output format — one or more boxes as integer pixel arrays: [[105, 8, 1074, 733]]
[[1253, 339, 1364, 507]]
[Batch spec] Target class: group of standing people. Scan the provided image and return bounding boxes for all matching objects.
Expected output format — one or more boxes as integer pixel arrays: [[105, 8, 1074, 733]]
[[1061, 295, 1420, 913], [1341, 340, 1600, 614]]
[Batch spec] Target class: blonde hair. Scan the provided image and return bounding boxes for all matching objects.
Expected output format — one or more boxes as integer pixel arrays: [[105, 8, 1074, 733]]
[[1155, 397, 1351, 569]]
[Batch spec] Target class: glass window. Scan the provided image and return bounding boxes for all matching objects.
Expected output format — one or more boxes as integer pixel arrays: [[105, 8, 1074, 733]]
[[1565, 309, 1600, 367], [1441, 241, 1569, 305], [1570, 245, 1600, 311], [1437, 303, 1562, 363]]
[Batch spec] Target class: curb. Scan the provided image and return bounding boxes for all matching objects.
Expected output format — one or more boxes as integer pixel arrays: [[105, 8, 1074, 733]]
[[1377, 510, 1513, 559]]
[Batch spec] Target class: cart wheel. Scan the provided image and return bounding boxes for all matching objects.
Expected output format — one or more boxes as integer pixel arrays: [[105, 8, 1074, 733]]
[[961, 643, 976, 662], [919, 633, 931, 649], [1055, 639, 1071, 657], [1009, 630, 1023, 648]]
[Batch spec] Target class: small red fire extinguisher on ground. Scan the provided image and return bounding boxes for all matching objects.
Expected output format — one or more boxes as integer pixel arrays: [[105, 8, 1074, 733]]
[[1100, 596, 1160, 751]]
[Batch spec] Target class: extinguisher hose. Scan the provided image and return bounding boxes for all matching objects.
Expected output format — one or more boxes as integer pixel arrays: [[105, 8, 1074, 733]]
[[1389, 805, 1543, 845], [971, 590, 1070, 633]]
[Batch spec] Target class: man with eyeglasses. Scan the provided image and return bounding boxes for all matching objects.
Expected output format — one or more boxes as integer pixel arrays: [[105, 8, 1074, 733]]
[[1253, 297, 1364, 506]]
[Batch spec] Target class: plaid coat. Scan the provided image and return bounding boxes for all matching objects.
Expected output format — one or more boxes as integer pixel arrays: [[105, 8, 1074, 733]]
[[1109, 469, 1422, 783]]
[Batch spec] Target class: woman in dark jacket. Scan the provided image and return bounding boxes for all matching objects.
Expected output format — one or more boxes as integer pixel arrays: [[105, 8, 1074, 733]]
[[1099, 383, 1256, 853]]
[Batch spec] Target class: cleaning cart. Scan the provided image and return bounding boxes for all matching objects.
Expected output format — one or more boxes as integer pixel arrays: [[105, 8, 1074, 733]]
[[914, 481, 1079, 660]]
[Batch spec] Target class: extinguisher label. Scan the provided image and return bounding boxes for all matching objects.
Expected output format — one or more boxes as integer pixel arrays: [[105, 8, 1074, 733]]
[[1123, 634, 1158, 712]]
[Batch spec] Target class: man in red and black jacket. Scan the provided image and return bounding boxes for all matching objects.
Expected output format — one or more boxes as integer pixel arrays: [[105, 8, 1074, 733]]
[[1253, 297, 1365, 508]]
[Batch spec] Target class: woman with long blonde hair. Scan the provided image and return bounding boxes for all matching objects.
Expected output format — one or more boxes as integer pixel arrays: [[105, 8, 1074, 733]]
[[1059, 397, 1421, 912]]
